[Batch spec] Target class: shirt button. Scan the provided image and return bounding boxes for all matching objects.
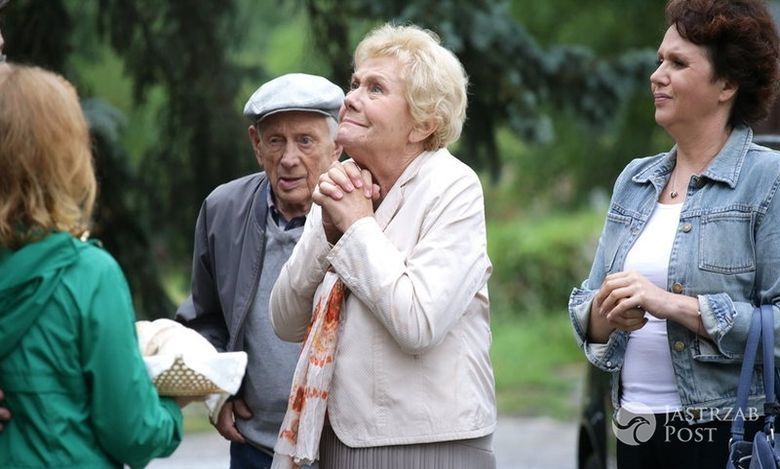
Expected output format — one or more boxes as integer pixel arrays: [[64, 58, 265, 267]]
[[606, 361, 613, 367], [672, 282, 684, 294], [682, 223, 692, 233], [674, 341, 686, 352]]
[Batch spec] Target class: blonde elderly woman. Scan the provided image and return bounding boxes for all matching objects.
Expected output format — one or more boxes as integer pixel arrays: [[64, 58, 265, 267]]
[[269, 23, 496, 469]]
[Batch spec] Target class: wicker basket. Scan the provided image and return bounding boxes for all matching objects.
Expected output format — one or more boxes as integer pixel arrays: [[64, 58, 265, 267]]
[[152, 355, 223, 396]]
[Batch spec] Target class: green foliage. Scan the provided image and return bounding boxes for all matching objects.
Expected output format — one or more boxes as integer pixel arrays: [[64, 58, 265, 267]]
[[487, 207, 604, 319], [506, 104, 672, 207], [491, 313, 584, 416], [84, 99, 175, 319], [93, 0, 260, 258], [2, 0, 72, 72], [305, 0, 657, 181], [486, 205, 601, 416], [512, 0, 665, 54], [70, 46, 167, 164], [503, 0, 675, 203]]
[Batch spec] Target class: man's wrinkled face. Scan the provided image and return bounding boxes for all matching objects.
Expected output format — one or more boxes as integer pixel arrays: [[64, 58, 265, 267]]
[[249, 111, 341, 219]]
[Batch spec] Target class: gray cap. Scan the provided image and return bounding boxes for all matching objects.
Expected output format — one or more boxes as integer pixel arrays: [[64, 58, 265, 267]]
[[243, 73, 344, 123]]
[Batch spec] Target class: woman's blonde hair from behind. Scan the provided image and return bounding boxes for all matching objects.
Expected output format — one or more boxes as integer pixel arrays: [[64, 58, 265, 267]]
[[354, 23, 468, 151], [0, 65, 96, 249]]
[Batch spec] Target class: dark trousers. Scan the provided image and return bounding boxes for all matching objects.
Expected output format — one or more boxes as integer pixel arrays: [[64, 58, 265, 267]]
[[617, 413, 762, 469], [230, 441, 274, 469]]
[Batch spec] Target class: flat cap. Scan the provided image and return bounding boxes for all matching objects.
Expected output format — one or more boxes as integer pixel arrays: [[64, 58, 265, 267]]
[[243, 73, 344, 123]]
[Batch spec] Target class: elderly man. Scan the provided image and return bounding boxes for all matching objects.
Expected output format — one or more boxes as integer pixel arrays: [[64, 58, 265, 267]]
[[175, 73, 343, 469]]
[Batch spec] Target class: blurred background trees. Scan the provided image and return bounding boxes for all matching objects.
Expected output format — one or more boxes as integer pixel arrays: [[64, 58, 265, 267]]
[[2, 0, 670, 321]]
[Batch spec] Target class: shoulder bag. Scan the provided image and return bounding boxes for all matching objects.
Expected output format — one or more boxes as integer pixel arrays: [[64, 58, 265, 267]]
[[727, 305, 780, 469]]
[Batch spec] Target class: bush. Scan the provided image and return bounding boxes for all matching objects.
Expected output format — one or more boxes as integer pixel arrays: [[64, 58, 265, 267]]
[[487, 207, 604, 319], [491, 312, 585, 416]]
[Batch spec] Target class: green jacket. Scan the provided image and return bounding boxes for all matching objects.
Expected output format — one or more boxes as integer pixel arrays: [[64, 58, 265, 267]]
[[0, 232, 182, 468]]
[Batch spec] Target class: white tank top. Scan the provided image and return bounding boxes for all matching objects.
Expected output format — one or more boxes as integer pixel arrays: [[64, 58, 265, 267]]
[[620, 202, 683, 412]]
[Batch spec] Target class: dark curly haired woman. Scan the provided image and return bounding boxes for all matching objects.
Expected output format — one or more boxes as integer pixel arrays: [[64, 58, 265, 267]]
[[568, 0, 780, 467]]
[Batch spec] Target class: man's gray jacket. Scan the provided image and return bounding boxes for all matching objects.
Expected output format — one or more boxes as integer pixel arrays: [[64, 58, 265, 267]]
[[176, 172, 269, 352]]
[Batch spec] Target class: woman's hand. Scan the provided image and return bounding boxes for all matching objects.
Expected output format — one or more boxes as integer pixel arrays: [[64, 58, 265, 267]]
[[316, 160, 375, 201], [588, 271, 707, 341], [596, 271, 670, 321], [587, 291, 647, 343], [0, 389, 10, 432], [313, 161, 379, 242], [587, 271, 663, 341]]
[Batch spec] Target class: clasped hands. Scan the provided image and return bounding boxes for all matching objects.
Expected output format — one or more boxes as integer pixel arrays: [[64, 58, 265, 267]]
[[313, 161, 381, 244], [591, 271, 669, 335]]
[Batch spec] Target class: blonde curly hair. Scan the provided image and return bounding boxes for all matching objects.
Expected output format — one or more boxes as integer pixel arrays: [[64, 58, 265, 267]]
[[354, 23, 468, 151]]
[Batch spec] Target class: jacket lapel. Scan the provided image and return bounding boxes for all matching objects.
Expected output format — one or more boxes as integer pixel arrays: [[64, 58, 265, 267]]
[[373, 150, 433, 231]]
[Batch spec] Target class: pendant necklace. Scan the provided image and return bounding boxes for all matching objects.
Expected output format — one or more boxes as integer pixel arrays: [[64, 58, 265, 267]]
[[669, 159, 711, 199]]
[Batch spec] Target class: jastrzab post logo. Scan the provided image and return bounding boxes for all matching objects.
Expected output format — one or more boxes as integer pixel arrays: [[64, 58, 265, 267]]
[[612, 402, 656, 446]]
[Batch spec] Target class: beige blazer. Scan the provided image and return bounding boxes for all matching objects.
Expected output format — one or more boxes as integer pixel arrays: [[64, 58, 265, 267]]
[[270, 148, 496, 447]]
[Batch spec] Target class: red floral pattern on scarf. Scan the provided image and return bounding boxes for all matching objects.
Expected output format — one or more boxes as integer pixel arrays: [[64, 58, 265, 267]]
[[272, 272, 347, 468]]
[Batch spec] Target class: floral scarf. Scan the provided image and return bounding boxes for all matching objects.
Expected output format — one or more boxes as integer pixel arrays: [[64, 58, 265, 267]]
[[272, 271, 347, 468]]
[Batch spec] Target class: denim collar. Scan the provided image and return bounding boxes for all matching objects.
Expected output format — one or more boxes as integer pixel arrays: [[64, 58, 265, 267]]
[[632, 125, 752, 191]]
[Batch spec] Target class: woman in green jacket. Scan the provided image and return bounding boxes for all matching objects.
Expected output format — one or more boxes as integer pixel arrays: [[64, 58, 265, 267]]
[[0, 64, 188, 468]]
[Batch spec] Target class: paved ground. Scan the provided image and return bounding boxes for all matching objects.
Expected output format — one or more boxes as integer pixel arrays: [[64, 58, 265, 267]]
[[148, 415, 578, 469]]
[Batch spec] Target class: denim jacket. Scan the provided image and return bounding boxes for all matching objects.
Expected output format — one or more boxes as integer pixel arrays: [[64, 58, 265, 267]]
[[569, 126, 780, 421]]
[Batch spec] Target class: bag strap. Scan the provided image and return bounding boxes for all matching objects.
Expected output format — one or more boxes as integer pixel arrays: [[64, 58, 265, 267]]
[[731, 307, 763, 443], [760, 304, 778, 434]]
